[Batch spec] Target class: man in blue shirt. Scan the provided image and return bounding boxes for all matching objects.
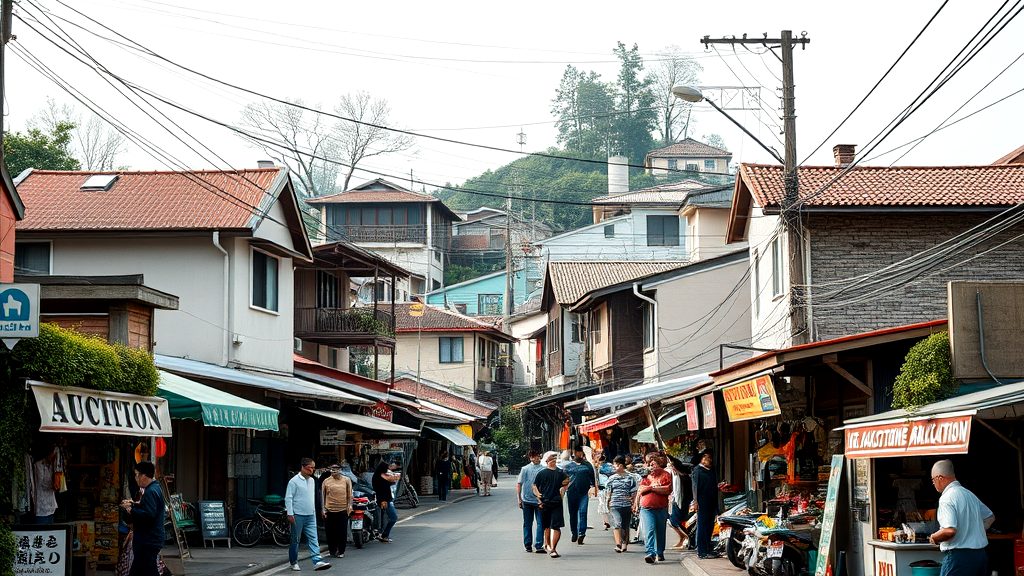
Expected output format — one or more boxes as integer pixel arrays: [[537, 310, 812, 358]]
[[120, 461, 165, 576], [564, 445, 597, 545], [516, 450, 545, 553], [286, 458, 332, 571]]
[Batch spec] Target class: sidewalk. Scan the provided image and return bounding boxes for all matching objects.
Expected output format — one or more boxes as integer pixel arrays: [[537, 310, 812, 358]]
[[162, 489, 478, 576], [679, 548, 746, 576]]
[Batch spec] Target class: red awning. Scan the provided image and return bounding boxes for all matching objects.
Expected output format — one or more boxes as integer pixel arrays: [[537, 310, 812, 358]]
[[578, 413, 620, 434]]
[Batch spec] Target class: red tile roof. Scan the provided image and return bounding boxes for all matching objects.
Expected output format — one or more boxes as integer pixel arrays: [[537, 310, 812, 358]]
[[16, 168, 286, 231], [547, 261, 689, 306], [392, 376, 496, 418], [646, 137, 732, 159], [393, 302, 513, 340], [994, 145, 1024, 165], [738, 163, 1024, 208]]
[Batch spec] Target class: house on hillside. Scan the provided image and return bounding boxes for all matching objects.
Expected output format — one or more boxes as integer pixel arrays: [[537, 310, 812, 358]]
[[728, 144, 1024, 349], [307, 178, 460, 296], [452, 207, 554, 270], [424, 268, 534, 316], [645, 137, 732, 177]]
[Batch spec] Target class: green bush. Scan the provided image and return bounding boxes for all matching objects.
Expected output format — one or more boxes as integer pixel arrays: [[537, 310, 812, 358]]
[[891, 331, 957, 410], [0, 521, 14, 576]]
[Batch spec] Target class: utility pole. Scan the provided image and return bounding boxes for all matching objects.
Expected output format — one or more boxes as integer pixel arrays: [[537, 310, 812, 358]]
[[1, 0, 13, 155], [701, 31, 810, 345]]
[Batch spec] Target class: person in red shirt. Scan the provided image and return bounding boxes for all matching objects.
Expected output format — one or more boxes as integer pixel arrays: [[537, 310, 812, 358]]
[[636, 451, 672, 564]]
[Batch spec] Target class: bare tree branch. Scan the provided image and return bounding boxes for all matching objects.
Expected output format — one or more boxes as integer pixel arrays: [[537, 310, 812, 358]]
[[32, 98, 126, 170], [334, 92, 414, 190], [652, 46, 702, 145]]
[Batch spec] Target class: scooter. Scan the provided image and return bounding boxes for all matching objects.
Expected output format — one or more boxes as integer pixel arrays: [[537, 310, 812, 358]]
[[682, 501, 756, 555], [349, 490, 380, 549], [717, 508, 762, 568], [744, 525, 819, 576]]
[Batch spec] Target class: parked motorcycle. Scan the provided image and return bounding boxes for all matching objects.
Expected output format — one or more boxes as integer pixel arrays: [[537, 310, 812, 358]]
[[743, 522, 819, 576], [681, 501, 756, 555], [717, 507, 762, 568], [350, 489, 381, 549]]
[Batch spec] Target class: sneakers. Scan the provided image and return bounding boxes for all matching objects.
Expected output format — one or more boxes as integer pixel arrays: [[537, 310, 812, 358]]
[[570, 535, 578, 543], [657, 555, 666, 562], [645, 555, 656, 564], [378, 536, 393, 543], [291, 564, 301, 572], [313, 561, 332, 571], [534, 548, 546, 554]]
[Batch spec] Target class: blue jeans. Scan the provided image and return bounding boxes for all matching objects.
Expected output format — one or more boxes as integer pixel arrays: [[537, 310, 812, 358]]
[[940, 548, 988, 576], [640, 507, 668, 558], [522, 502, 543, 550], [566, 492, 590, 539], [381, 502, 398, 538], [288, 514, 323, 566]]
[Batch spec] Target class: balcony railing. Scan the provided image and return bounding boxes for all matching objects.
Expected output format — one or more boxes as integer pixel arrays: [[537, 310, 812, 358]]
[[327, 225, 427, 244], [294, 307, 395, 340]]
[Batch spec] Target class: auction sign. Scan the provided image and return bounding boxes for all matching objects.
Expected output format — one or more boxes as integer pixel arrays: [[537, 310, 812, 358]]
[[722, 375, 781, 422], [844, 414, 972, 459], [31, 382, 172, 437]]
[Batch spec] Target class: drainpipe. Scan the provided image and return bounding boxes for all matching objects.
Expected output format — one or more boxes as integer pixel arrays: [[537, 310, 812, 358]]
[[633, 282, 657, 373], [212, 232, 230, 366]]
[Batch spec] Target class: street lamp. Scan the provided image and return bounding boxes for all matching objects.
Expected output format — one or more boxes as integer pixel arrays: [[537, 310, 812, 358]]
[[671, 84, 783, 165]]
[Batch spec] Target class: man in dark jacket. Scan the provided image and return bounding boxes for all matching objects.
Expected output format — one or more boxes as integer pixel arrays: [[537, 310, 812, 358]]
[[692, 450, 719, 559], [121, 461, 166, 576]]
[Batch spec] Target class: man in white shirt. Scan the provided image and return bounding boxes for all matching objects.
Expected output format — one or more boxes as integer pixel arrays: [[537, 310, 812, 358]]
[[478, 451, 494, 497], [286, 458, 331, 572], [927, 460, 993, 576]]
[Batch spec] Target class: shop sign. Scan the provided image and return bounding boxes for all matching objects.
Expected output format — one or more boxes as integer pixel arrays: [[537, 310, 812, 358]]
[[362, 401, 393, 422], [815, 455, 845, 576], [0, 283, 40, 350], [31, 382, 172, 437], [701, 393, 717, 429], [13, 524, 70, 575], [319, 429, 347, 446], [844, 414, 972, 459], [227, 453, 261, 478], [722, 375, 781, 422], [685, 399, 699, 431]]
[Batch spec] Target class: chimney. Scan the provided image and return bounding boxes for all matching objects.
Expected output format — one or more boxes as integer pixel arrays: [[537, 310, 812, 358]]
[[607, 155, 629, 194], [832, 145, 856, 167], [257, 160, 276, 169]]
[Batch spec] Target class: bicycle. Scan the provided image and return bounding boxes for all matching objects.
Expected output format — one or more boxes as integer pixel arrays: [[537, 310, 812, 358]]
[[232, 497, 290, 547], [394, 481, 419, 509]]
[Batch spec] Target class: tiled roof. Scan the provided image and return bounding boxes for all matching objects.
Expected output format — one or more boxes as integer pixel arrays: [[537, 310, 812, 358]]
[[994, 145, 1024, 165], [392, 376, 496, 418], [646, 137, 732, 159], [306, 188, 440, 204], [547, 261, 689, 305], [393, 302, 512, 339], [16, 168, 283, 231], [739, 163, 1024, 208], [592, 179, 712, 204], [451, 235, 490, 250]]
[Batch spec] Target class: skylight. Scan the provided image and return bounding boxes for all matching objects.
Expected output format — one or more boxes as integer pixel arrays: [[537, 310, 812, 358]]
[[81, 174, 118, 191]]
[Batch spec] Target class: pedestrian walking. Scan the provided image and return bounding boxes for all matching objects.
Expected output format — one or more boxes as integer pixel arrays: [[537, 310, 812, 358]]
[[692, 450, 720, 559], [464, 454, 479, 494], [373, 460, 400, 543], [637, 451, 672, 564], [286, 458, 331, 571], [516, 450, 545, 554], [928, 460, 994, 576], [593, 452, 612, 531], [437, 451, 451, 502], [119, 461, 165, 576], [667, 454, 691, 549], [564, 445, 597, 545], [478, 450, 494, 496], [321, 464, 352, 559], [532, 451, 570, 558], [605, 455, 638, 553]]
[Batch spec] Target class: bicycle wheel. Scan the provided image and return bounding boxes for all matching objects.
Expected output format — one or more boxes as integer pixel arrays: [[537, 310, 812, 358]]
[[232, 519, 261, 548], [271, 519, 291, 547]]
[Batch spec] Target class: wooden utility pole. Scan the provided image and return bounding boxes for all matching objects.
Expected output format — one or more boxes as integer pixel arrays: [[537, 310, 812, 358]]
[[1, 0, 12, 154], [701, 31, 810, 344]]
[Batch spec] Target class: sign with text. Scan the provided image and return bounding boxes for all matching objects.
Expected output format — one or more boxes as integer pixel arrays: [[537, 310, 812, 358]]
[[227, 454, 261, 478], [814, 455, 845, 576], [722, 375, 781, 422], [0, 283, 40, 349], [362, 401, 394, 422], [700, 393, 717, 429], [685, 399, 699, 431], [31, 382, 171, 437], [319, 429, 347, 446], [13, 524, 71, 576], [844, 414, 972, 459], [199, 501, 229, 541]]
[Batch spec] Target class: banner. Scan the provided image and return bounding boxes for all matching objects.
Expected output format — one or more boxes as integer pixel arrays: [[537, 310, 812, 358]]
[[815, 455, 845, 576], [844, 414, 972, 459], [362, 401, 394, 422], [701, 393, 717, 429], [685, 399, 699, 431], [722, 375, 781, 422], [31, 382, 172, 437]]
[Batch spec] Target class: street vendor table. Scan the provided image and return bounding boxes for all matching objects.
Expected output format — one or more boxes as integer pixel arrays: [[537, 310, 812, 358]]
[[869, 540, 942, 576]]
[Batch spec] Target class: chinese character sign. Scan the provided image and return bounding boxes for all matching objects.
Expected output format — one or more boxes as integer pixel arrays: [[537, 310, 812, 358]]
[[13, 525, 69, 575]]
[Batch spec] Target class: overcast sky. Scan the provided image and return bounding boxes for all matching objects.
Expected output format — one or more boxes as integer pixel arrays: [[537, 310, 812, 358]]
[[6, 0, 1023, 197]]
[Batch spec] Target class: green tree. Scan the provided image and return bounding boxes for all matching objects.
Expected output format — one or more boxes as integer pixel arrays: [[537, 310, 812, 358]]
[[3, 121, 81, 176], [551, 66, 615, 160], [610, 42, 658, 165]]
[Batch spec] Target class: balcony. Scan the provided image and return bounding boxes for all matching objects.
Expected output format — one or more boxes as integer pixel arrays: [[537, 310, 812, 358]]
[[294, 307, 395, 346], [328, 225, 427, 244]]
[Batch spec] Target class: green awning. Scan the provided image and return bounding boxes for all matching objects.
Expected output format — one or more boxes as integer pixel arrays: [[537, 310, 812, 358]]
[[157, 370, 279, 431], [634, 411, 687, 444]]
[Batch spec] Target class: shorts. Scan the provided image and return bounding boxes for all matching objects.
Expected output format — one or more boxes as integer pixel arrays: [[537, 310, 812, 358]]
[[539, 501, 564, 530], [609, 506, 633, 529], [669, 502, 686, 529]]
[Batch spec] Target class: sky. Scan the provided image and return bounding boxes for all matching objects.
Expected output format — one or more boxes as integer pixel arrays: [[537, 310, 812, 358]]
[[5, 0, 1023, 200]]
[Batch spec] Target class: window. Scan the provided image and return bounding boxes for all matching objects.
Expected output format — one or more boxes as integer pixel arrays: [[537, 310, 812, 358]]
[[479, 338, 487, 367], [328, 347, 338, 368], [604, 224, 615, 238], [432, 279, 441, 291], [316, 271, 339, 308], [753, 250, 761, 318], [667, 158, 678, 170], [592, 309, 602, 344], [642, 303, 654, 351], [15, 242, 51, 274], [771, 236, 784, 297], [685, 163, 699, 172], [407, 206, 422, 225], [646, 215, 680, 247], [704, 159, 716, 171], [547, 317, 560, 354], [478, 294, 502, 315], [251, 249, 279, 312], [439, 337, 464, 363], [433, 250, 441, 262], [570, 314, 582, 343]]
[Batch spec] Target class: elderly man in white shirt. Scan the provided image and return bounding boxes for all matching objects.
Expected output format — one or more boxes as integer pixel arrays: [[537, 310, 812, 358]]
[[927, 460, 993, 576], [286, 458, 332, 572]]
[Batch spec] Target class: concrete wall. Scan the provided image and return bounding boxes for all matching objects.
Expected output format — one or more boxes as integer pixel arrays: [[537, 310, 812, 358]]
[[684, 207, 743, 261], [510, 312, 547, 387], [425, 269, 530, 315], [394, 331, 478, 393], [541, 209, 688, 262], [747, 210, 790, 349]]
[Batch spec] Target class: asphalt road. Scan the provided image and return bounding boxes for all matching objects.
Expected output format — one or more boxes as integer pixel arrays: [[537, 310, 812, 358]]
[[253, 482, 692, 576]]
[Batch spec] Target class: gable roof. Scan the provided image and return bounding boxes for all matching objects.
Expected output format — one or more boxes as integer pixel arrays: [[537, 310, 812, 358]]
[[305, 178, 460, 220], [994, 144, 1024, 165], [392, 375, 496, 419], [545, 261, 689, 307], [592, 179, 720, 205], [645, 137, 732, 160], [393, 302, 514, 341], [3, 164, 24, 220]]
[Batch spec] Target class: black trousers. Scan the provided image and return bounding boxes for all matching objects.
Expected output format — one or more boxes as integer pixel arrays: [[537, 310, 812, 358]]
[[129, 543, 161, 576], [325, 510, 349, 555], [438, 474, 450, 501]]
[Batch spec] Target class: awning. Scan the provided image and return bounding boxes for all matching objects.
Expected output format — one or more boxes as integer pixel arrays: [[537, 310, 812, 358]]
[[302, 408, 420, 436], [514, 384, 602, 410], [156, 355, 373, 405], [577, 405, 644, 434], [31, 381, 172, 437], [418, 399, 477, 423], [425, 426, 476, 446], [634, 411, 688, 444], [584, 373, 711, 411], [157, 370, 279, 431], [839, 380, 1024, 459]]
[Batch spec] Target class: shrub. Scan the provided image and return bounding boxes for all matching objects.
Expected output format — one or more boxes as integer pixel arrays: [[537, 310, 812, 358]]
[[0, 521, 14, 576], [891, 331, 957, 410]]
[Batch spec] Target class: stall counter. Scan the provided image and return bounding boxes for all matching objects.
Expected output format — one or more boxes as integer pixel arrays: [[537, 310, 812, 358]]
[[869, 540, 942, 576]]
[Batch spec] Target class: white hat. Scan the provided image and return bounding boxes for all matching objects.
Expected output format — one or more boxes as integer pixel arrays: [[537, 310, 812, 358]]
[[542, 451, 559, 462]]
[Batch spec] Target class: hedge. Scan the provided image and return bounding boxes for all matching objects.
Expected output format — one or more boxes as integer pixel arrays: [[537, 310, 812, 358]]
[[891, 331, 957, 410]]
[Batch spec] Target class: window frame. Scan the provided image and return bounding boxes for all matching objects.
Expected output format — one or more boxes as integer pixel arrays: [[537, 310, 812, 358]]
[[666, 158, 678, 170], [478, 294, 502, 316], [439, 336, 464, 364], [250, 247, 280, 313], [642, 302, 654, 352], [547, 316, 560, 354], [316, 270, 340, 309], [646, 215, 680, 247], [592, 308, 602, 344], [771, 236, 784, 298], [14, 241, 53, 274], [704, 159, 716, 171], [604, 224, 615, 238]]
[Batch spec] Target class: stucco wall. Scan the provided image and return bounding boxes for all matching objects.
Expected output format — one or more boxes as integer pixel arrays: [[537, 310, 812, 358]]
[[746, 210, 790, 349], [394, 331, 477, 393], [510, 312, 547, 387], [541, 209, 688, 261]]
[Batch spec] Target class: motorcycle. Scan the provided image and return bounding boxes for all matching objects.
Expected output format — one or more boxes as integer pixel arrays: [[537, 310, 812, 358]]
[[742, 516, 819, 576], [716, 506, 763, 568], [349, 490, 381, 549], [682, 500, 757, 555]]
